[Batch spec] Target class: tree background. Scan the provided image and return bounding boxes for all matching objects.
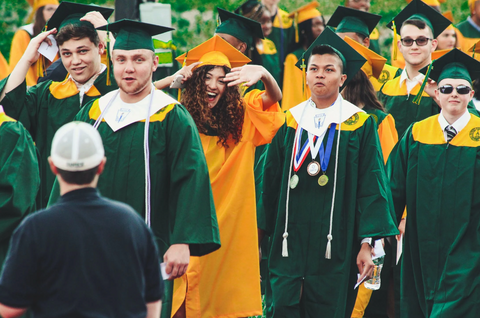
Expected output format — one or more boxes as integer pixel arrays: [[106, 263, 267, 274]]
[[0, 0, 471, 63]]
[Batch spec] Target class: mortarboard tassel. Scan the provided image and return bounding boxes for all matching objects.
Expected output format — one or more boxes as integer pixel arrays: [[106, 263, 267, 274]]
[[37, 25, 48, 77], [106, 29, 111, 86], [412, 62, 434, 105], [282, 232, 289, 257], [294, 12, 299, 43], [301, 56, 307, 101], [178, 51, 188, 101], [325, 234, 332, 259], [473, 43, 476, 59], [392, 21, 398, 61]]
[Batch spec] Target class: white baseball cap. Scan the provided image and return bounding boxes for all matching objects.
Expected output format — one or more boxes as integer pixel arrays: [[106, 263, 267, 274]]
[[50, 122, 105, 171]]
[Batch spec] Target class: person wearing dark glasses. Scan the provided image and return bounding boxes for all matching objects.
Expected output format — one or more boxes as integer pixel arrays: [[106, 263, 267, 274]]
[[388, 48, 480, 318], [378, 0, 451, 137]]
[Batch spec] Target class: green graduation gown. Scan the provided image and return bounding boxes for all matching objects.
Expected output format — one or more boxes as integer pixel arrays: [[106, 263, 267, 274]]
[[0, 70, 117, 208], [261, 99, 398, 318], [388, 114, 480, 317], [49, 89, 220, 318], [0, 111, 39, 269]]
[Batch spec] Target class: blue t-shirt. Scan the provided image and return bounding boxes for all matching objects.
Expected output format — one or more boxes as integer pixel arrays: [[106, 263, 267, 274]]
[[0, 188, 162, 318]]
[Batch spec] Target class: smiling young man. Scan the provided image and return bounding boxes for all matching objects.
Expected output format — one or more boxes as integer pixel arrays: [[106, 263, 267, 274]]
[[0, 2, 116, 208], [259, 28, 398, 318], [378, 0, 451, 137], [388, 48, 480, 318], [48, 19, 221, 318]]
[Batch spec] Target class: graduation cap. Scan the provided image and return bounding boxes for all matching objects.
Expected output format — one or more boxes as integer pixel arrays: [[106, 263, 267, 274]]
[[344, 36, 386, 79], [176, 35, 251, 69], [405, 0, 446, 6], [45, 1, 113, 32], [288, 1, 322, 43], [215, 8, 264, 49], [327, 6, 381, 38], [419, 48, 480, 84], [27, 0, 59, 23], [387, 0, 451, 60], [96, 19, 173, 51], [295, 27, 366, 92], [443, 10, 454, 23]]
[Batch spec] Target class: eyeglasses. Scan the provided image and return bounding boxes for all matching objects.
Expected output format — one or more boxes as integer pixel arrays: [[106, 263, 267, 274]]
[[400, 37, 432, 47], [438, 85, 472, 95]]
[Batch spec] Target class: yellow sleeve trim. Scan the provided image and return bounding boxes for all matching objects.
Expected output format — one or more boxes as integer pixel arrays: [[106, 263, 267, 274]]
[[413, 115, 480, 147], [88, 100, 102, 121]]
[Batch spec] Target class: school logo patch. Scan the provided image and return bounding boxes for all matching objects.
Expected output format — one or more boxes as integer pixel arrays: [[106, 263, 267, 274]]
[[378, 70, 391, 84], [345, 113, 359, 125], [469, 127, 480, 141]]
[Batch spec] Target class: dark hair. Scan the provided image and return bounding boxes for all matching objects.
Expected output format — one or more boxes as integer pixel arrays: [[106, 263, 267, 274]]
[[309, 45, 344, 73], [55, 24, 100, 47], [401, 19, 433, 37], [235, 0, 265, 21], [294, 15, 326, 51], [57, 165, 99, 185], [342, 70, 384, 111], [355, 32, 367, 42], [33, 6, 47, 37], [473, 78, 480, 100], [181, 65, 244, 148]]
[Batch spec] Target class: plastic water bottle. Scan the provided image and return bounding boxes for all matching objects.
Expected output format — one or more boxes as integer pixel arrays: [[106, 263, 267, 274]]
[[364, 255, 384, 290]]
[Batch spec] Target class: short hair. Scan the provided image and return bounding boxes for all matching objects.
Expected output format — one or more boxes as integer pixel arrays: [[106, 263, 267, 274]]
[[57, 165, 99, 185], [309, 45, 344, 73], [55, 24, 100, 47], [401, 19, 433, 38]]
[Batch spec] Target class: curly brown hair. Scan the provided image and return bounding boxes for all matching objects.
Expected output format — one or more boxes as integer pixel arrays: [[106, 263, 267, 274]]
[[181, 65, 244, 148]]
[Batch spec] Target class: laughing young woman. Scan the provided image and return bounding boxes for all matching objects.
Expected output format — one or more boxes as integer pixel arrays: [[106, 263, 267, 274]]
[[157, 35, 283, 318]]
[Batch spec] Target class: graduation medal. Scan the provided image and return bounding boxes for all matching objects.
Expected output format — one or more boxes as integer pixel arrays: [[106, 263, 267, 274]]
[[317, 123, 337, 187], [290, 174, 299, 189], [307, 161, 321, 176], [291, 127, 310, 189], [318, 174, 329, 186]]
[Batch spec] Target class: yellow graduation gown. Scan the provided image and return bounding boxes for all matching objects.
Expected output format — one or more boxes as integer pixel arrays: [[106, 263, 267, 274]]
[[171, 90, 285, 318], [282, 49, 311, 111]]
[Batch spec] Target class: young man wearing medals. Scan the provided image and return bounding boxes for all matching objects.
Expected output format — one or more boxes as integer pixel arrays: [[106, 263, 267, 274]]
[[48, 20, 221, 318], [259, 28, 398, 317], [388, 49, 480, 318]]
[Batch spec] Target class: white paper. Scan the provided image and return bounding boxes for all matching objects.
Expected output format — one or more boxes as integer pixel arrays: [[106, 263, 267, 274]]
[[372, 239, 385, 260], [396, 234, 403, 265], [160, 262, 171, 280], [37, 35, 58, 62], [354, 273, 367, 289]]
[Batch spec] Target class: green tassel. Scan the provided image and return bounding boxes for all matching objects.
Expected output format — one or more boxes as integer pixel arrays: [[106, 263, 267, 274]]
[[412, 62, 434, 105], [473, 43, 477, 59]]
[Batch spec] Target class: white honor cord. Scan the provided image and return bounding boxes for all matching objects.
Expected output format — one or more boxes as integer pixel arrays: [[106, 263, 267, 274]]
[[92, 90, 120, 130], [144, 84, 155, 227], [325, 98, 342, 259], [283, 104, 308, 258]]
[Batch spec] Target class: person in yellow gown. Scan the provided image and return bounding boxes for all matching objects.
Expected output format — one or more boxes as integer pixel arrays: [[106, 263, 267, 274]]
[[163, 35, 284, 318], [9, 0, 58, 86], [282, 1, 325, 111], [0, 52, 9, 81]]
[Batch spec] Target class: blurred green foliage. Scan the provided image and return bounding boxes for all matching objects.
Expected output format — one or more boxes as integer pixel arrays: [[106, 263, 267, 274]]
[[0, 0, 471, 63]]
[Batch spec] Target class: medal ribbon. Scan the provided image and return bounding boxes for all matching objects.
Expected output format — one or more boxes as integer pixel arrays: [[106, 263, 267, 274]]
[[293, 127, 312, 172], [319, 124, 337, 172]]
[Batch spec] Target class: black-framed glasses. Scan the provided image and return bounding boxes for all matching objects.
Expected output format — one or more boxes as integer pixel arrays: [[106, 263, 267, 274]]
[[400, 37, 432, 47], [439, 85, 472, 95]]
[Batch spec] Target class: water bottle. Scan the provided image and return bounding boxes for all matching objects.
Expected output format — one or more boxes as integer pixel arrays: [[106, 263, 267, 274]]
[[364, 255, 384, 290]]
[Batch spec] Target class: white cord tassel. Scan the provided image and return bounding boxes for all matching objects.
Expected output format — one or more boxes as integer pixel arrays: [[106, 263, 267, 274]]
[[282, 232, 289, 257], [325, 234, 333, 259]]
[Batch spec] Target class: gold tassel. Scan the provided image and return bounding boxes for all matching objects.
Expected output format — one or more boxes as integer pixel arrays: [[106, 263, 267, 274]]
[[294, 12, 299, 43], [412, 62, 434, 105], [301, 56, 307, 101], [178, 51, 188, 101], [392, 21, 398, 61], [106, 30, 111, 86], [37, 25, 48, 77]]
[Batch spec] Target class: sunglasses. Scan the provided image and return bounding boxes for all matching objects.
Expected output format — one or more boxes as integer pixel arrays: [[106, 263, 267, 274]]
[[400, 37, 432, 47], [438, 85, 472, 95]]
